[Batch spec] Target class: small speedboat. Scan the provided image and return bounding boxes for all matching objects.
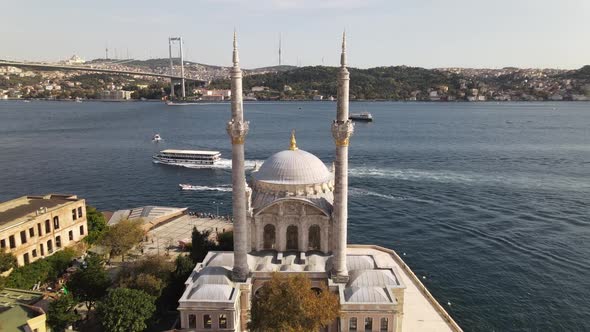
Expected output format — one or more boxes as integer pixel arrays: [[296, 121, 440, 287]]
[[349, 112, 373, 122], [153, 134, 162, 142], [179, 184, 199, 190]]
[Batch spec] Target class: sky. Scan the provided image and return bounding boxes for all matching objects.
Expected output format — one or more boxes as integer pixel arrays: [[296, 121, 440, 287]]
[[2, 0, 589, 69]]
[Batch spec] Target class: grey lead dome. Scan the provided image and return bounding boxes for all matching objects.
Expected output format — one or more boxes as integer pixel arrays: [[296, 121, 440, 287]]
[[253, 149, 333, 185]]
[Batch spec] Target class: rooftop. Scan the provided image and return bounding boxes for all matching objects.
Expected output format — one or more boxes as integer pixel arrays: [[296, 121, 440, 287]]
[[0, 194, 81, 229], [107, 205, 187, 229], [0, 288, 45, 331]]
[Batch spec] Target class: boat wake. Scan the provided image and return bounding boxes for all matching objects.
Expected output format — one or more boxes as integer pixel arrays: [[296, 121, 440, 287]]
[[349, 187, 433, 203], [180, 184, 232, 192], [349, 166, 590, 191]]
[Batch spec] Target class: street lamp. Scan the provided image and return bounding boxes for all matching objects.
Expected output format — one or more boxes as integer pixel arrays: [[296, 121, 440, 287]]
[[212, 201, 223, 217]]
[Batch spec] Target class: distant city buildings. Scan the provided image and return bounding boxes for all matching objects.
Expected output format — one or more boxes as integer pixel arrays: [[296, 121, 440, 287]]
[[0, 194, 88, 266], [101, 90, 133, 100]]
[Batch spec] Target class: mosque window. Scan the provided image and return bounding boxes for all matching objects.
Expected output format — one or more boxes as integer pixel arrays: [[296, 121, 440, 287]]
[[349, 317, 358, 331], [380, 318, 388, 331], [219, 314, 227, 328], [203, 314, 212, 328], [308, 225, 321, 250], [263, 224, 276, 249], [188, 314, 196, 328], [365, 317, 373, 331], [286, 225, 298, 251]]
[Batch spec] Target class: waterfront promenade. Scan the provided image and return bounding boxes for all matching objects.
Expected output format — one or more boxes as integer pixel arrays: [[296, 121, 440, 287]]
[[138, 214, 233, 257]]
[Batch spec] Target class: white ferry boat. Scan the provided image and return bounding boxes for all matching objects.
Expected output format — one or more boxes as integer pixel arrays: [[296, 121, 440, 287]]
[[153, 149, 221, 166], [152, 134, 162, 142], [349, 112, 373, 122]]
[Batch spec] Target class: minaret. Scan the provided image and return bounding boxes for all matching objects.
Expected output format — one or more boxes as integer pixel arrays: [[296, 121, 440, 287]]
[[331, 31, 354, 282], [227, 31, 250, 282]]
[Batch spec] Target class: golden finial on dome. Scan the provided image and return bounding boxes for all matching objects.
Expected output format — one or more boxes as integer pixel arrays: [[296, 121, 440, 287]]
[[289, 129, 298, 151]]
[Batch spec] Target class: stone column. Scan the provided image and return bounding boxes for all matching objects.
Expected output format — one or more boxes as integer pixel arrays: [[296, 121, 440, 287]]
[[331, 32, 354, 283], [227, 32, 249, 282]]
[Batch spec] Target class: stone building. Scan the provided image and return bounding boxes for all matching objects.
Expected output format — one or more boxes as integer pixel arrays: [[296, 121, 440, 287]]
[[0, 194, 88, 266], [177, 34, 462, 332]]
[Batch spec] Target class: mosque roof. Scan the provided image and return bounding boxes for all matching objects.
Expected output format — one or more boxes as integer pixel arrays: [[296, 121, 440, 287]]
[[344, 286, 391, 303], [253, 149, 332, 185]]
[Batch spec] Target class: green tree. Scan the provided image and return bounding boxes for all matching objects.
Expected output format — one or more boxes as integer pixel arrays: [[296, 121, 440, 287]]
[[117, 255, 173, 297], [98, 288, 156, 332], [0, 249, 16, 273], [189, 227, 215, 263], [216, 231, 234, 251], [100, 219, 144, 262], [84, 206, 107, 245], [47, 293, 79, 332], [249, 273, 340, 332], [66, 255, 110, 312], [6, 248, 76, 289]]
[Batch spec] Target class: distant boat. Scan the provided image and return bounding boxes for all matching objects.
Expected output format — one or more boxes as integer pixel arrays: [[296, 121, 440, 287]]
[[179, 184, 199, 190], [166, 101, 202, 106], [75, 97, 83, 103], [153, 134, 162, 142], [153, 149, 221, 166], [23, 100, 31, 103], [349, 112, 373, 122]]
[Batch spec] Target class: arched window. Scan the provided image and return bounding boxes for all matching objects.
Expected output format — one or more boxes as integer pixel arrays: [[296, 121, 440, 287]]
[[286, 225, 298, 251], [263, 224, 276, 249], [219, 314, 228, 328], [188, 314, 196, 328], [365, 317, 373, 331], [308, 225, 321, 251]]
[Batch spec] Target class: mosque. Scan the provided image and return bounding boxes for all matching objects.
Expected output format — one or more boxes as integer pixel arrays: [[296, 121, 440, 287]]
[[177, 33, 462, 332]]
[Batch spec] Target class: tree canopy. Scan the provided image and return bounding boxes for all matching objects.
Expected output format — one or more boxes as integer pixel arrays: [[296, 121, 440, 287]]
[[98, 288, 156, 332], [47, 293, 79, 332], [117, 255, 173, 297], [84, 206, 107, 245], [100, 218, 144, 262], [189, 228, 216, 263], [0, 249, 16, 273], [66, 254, 110, 311], [249, 273, 340, 332], [6, 248, 76, 289]]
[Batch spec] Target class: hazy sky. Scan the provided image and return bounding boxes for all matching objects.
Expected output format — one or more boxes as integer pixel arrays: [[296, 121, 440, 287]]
[[3, 0, 589, 69]]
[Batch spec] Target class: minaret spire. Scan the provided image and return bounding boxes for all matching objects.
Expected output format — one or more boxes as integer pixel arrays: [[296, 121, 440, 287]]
[[233, 30, 240, 66], [340, 30, 347, 67], [227, 31, 250, 282], [331, 31, 354, 283]]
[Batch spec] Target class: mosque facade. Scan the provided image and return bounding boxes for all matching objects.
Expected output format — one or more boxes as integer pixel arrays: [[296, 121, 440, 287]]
[[177, 33, 462, 332]]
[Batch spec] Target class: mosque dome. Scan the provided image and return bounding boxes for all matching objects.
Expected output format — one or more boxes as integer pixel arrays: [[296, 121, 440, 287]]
[[253, 130, 332, 186], [254, 149, 332, 185]]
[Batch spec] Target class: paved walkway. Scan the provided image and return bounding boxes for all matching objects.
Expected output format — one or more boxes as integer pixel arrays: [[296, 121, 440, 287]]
[[140, 215, 233, 257]]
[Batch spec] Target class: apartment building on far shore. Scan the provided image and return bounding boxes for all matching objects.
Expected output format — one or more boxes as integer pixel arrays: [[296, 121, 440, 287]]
[[0, 194, 87, 266]]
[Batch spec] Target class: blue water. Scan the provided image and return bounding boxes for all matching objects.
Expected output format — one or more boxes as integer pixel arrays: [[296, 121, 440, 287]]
[[1, 100, 589, 331]]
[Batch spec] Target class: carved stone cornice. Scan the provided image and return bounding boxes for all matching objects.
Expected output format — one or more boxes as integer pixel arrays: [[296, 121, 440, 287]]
[[331, 120, 354, 147], [226, 119, 249, 145]]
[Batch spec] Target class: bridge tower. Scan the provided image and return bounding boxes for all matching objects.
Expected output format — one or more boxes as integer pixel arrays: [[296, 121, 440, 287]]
[[168, 37, 186, 100]]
